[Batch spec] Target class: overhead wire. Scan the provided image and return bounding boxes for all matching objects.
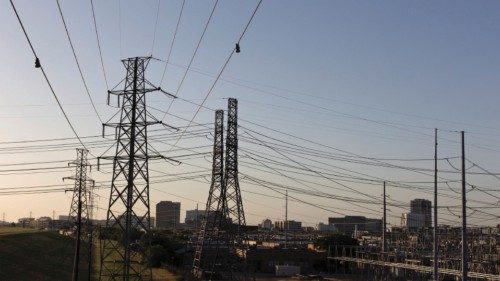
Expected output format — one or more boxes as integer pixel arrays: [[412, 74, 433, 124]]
[[90, 0, 109, 90], [160, 0, 220, 120], [165, 0, 264, 152], [158, 0, 186, 86], [9, 0, 90, 152], [56, 0, 103, 124]]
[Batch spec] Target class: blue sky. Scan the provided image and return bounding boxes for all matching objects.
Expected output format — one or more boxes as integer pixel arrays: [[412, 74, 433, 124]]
[[0, 0, 499, 227]]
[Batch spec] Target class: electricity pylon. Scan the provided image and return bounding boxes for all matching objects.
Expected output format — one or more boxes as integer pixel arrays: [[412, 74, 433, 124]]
[[192, 98, 247, 280], [99, 56, 174, 281], [224, 98, 247, 252], [64, 148, 94, 281], [193, 110, 227, 279]]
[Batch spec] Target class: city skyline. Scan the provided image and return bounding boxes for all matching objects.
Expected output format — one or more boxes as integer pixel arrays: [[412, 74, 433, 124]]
[[1, 0, 499, 229]]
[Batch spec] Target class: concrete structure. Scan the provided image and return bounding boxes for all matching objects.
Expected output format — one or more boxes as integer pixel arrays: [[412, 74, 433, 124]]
[[35, 216, 52, 229], [18, 217, 35, 228], [317, 222, 337, 232], [259, 218, 273, 230], [185, 209, 204, 224], [401, 213, 426, 229], [410, 199, 432, 227], [275, 265, 300, 276], [246, 248, 326, 274], [156, 201, 180, 229], [328, 216, 382, 234], [274, 220, 302, 232]]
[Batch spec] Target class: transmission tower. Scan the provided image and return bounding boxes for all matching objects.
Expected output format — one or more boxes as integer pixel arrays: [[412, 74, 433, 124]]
[[193, 109, 228, 279], [99, 57, 173, 281], [224, 98, 247, 249], [64, 148, 94, 281], [192, 98, 247, 280]]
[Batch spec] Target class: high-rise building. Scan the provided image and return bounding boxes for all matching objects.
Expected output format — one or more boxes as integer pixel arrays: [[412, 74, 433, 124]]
[[410, 199, 432, 228], [156, 201, 180, 229]]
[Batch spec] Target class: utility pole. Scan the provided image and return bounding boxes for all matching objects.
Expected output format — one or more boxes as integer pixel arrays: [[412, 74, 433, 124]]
[[99, 57, 172, 280], [382, 181, 387, 253], [461, 131, 468, 281], [285, 189, 288, 249], [433, 128, 439, 281]]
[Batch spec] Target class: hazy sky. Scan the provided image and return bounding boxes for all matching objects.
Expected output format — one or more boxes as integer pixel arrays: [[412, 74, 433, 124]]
[[1, 0, 499, 227]]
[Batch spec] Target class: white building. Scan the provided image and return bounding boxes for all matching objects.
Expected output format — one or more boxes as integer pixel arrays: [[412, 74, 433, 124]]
[[401, 213, 425, 229], [259, 218, 273, 230]]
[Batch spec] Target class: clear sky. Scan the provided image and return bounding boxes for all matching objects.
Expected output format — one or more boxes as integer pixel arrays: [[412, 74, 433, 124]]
[[0, 0, 499, 227]]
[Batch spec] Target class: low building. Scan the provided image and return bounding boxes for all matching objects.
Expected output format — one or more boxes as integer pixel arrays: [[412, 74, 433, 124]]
[[329, 216, 382, 234], [35, 217, 52, 229], [274, 220, 302, 232], [259, 218, 273, 230], [246, 248, 326, 274], [317, 222, 336, 232]]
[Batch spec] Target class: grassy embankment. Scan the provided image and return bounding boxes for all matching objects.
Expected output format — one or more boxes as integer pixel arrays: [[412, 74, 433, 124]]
[[0, 227, 181, 281], [0, 227, 88, 281]]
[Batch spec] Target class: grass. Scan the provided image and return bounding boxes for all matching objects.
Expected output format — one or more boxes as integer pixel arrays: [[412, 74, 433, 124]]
[[0, 227, 89, 281], [0, 226, 182, 281], [92, 236, 182, 281], [0, 226, 39, 236]]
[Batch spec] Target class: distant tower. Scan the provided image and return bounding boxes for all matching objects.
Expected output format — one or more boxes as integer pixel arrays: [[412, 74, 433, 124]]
[[64, 148, 94, 281], [66, 148, 92, 226]]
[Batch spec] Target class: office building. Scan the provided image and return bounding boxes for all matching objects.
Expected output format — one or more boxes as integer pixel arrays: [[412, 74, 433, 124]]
[[401, 213, 426, 229], [274, 220, 302, 232], [410, 199, 432, 227], [156, 201, 181, 229]]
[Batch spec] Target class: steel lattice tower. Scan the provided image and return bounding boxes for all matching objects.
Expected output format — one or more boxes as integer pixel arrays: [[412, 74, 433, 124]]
[[65, 148, 94, 281], [223, 98, 247, 280], [192, 99, 247, 280], [193, 110, 229, 279], [99, 57, 169, 281], [66, 148, 92, 226], [224, 98, 246, 247]]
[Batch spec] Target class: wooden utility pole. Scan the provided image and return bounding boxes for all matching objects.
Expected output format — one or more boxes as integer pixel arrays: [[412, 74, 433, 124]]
[[285, 189, 288, 249], [382, 181, 387, 253], [461, 131, 468, 281]]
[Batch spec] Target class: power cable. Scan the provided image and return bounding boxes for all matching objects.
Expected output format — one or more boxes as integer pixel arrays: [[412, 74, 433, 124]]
[[158, 0, 186, 86], [9, 0, 89, 151], [56, 0, 103, 124], [90, 0, 109, 90]]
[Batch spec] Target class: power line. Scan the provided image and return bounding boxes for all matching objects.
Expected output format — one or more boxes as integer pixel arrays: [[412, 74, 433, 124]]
[[150, 0, 161, 55], [165, 0, 264, 151], [160, 0, 219, 120], [90, 0, 109, 90], [9, 0, 89, 151], [56, 0, 103, 124], [158, 0, 186, 87]]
